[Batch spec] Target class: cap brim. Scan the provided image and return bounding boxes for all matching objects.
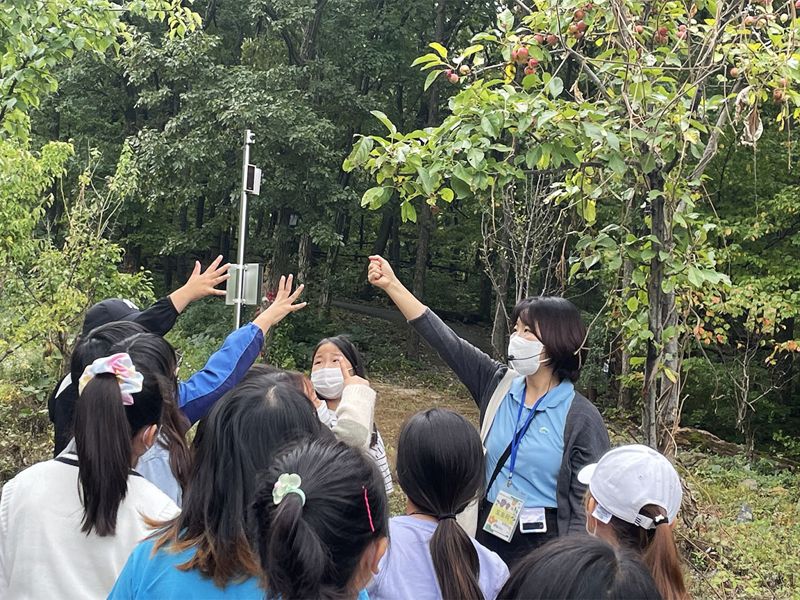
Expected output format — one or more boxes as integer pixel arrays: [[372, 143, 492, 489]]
[[577, 463, 597, 485]]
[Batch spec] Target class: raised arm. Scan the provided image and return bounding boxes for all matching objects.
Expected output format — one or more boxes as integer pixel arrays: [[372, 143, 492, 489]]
[[368, 255, 505, 405], [178, 275, 306, 423]]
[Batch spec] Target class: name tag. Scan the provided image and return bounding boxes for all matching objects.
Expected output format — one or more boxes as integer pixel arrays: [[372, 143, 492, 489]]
[[519, 507, 547, 534], [483, 489, 525, 542]]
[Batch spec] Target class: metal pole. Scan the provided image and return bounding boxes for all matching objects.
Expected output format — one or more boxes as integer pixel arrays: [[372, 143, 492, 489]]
[[234, 129, 253, 329]]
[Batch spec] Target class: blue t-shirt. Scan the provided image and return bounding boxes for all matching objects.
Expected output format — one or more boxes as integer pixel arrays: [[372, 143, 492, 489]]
[[109, 538, 373, 600], [108, 538, 262, 599], [484, 378, 575, 507], [367, 516, 509, 600]]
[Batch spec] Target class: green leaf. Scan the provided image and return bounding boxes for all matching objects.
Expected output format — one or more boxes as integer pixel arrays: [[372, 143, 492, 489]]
[[626, 296, 639, 312], [467, 148, 485, 169], [429, 42, 448, 59], [401, 201, 417, 222], [370, 110, 397, 135], [411, 53, 441, 67], [451, 176, 471, 198], [342, 136, 373, 172], [424, 69, 442, 91], [583, 199, 596, 224], [497, 9, 515, 32], [546, 76, 564, 98], [687, 266, 704, 287], [417, 166, 434, 194], [361, 186, 393, 210], [641, 153, 657, 174], [607, 153, 625, 175], [460, 44, 484, 59], [439, 187, 455, 202]]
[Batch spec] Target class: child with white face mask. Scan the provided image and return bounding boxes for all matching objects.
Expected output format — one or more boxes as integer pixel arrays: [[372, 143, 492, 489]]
[[367, 255, 609, 566], [310, 336, 394, 495]]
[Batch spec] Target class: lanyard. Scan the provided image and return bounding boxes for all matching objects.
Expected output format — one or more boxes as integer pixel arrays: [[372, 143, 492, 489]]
[[506, 389, 550, 486]]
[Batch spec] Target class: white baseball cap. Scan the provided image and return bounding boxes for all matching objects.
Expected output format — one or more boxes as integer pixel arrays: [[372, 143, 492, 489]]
[[578, 444, 682, 530]]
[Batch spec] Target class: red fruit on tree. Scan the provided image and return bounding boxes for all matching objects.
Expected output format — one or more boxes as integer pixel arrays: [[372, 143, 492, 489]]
[[547, 33, 559, 45], [516, 46, 529, 62], [574, 9, 585, 20], [773, 88, 785, 102], [658, 26, 668, 36], [448, 72, 460, 84], [575, 30, 584, 39], [796, 0, 800, 9], [459, 65, 470, 75], [510, 48, 518, 61], [744, 15, 756, 27], [635, 24, 644, 34], [779, 77, 788, 87], [534, 33, 545, 44], [576, 20, 588, 32], [528, 58, 539, 68], [524, 66, 536, 76], [444, 69, 452, 77], [729, 67, 740, 77], [569, 22, 579, 34]]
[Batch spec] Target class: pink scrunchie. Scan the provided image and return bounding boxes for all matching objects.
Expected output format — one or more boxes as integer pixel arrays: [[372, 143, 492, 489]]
[[77, 353, 144, 405]]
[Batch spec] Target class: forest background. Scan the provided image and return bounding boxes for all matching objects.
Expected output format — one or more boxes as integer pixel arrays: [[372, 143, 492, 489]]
[[1, 0, 800, 598]]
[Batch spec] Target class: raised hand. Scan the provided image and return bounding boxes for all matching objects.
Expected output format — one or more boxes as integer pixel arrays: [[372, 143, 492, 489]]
[[256, 275, 307, 331], [170, 256, 232, 312], [367, 255, 398, 291]]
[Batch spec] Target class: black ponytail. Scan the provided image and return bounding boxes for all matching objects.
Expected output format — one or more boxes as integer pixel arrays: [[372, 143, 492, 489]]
[[72, 331, 173, 536], [396, 408, 486, 600], [253, 438, 388, 599], [74, 375, 134, 536]]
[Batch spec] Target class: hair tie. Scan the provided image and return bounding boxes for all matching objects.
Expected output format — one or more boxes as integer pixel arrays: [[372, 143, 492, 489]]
[[438, 513, 457, 521], [273, 473, 306, 506], [78, 353, 144, 405], [363, 486, 375, 533], [653, 514, 668, 527]]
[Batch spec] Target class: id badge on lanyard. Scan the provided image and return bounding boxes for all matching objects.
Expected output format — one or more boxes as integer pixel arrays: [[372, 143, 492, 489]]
[[483, 393, 546, 542]]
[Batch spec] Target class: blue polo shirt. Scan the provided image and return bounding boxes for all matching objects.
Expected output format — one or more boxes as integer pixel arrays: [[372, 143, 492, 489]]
[[485, 378, 575, 508]]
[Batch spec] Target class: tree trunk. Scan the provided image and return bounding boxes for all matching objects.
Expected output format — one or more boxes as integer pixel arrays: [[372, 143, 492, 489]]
[[617, 256, 634, 410], [643, 184, 680, 454], [297, 232, 311, 284], [490, 250, 510, 360]]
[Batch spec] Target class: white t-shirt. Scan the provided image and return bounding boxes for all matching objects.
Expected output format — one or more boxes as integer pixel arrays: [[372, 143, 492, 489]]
[[0, 454, 179, 599]]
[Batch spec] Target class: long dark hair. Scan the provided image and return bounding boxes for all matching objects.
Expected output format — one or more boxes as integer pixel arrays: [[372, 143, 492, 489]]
[[72, 323, 191, 492], [151, 379, 323, 586], [497, 536, 662, 599], [397, 408, 486, 600], [511, 296, 587, 382], [73, 332, 176, 536], [253, 437, 388, 599], [603, 505, 687, 600]]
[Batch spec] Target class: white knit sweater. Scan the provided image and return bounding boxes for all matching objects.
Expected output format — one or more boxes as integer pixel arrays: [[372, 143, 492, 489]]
[[0, 453, 178, 599]]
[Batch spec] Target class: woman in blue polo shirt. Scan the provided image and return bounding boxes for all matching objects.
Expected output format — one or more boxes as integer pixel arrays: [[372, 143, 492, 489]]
[[368, 256, 610, 565]]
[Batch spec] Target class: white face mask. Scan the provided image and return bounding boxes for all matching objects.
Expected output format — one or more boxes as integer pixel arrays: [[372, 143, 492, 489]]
[[311, 367, 344, 400], [507, 334, 547, 376]]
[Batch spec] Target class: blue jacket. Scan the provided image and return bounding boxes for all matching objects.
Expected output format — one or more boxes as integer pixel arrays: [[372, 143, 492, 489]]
[[136, 323, 264, 505]]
